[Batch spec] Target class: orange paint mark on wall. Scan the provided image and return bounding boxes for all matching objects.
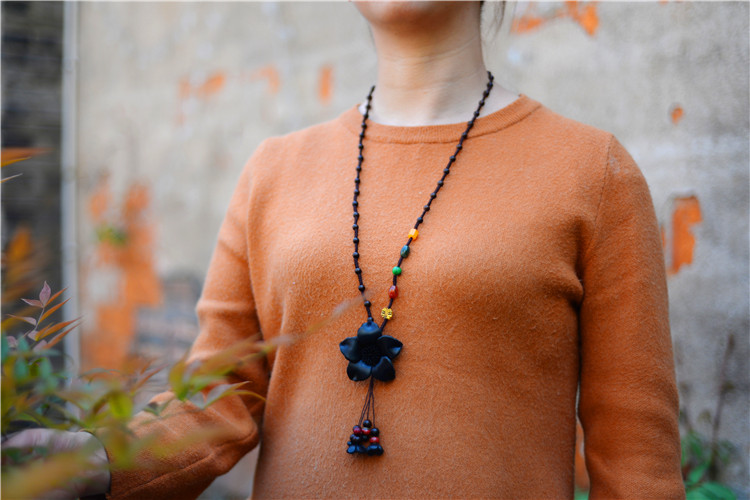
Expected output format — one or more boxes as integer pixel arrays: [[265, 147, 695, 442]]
[[511, 1, 598, 36], [511, 13, 547, 34], [318, 65, 334, 105], [120, 185, 162, 306], [95, 305, 135, 362], [82, 180, 163, 371], [176, 71, 227, 125], [670, 105, 684, 125], [179, 71, 227, 100], [88, 176, 111, 222], [198, 72, 226, 97], [669, 195, 702, 275], [249, 65, 281, 95], [123, 183, 150, 215], [574, 3, 599, 36]]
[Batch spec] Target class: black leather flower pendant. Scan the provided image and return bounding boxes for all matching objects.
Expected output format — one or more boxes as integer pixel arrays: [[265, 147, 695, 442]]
[[340, 320, 403, 381]]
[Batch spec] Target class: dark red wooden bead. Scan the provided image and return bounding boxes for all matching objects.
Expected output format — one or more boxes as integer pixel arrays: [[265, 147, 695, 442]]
[[369, 436, 379, 444], [388, 286, 398, 299], [362, 428, 371, 437], [353, 425, 362, 436]]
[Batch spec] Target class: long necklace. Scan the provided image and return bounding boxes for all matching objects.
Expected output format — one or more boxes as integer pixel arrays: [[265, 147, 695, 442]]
[[339, 71, 495, 456]]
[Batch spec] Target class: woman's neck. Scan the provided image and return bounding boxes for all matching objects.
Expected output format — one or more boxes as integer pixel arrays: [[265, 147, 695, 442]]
[[359, 2, 517, 126]]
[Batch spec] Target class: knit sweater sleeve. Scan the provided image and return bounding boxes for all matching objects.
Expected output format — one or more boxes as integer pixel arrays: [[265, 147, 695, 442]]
[[577, 136, 685, 499], [105, 147, 270, 500]]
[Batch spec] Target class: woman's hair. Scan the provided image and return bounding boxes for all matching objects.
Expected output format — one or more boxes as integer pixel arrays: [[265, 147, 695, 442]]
[[481, 1, 507, 39]]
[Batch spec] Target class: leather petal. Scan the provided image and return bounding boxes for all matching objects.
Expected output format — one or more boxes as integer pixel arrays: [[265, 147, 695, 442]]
[[339, 337, 361, 362], [377, 335, 403, 360], [347, 360, 372, 381], [371, 357, 396, 382]]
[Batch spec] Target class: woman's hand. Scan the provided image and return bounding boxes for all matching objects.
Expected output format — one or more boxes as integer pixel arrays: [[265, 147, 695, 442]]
[[3, 428, 110, 499]]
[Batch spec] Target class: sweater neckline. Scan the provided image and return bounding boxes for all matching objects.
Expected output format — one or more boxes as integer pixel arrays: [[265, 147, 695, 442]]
[[338, 93, 541, 145]]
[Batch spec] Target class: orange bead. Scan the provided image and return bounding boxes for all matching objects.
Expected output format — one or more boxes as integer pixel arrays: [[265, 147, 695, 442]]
[[408, 228, 419, 241], [388, 285, 398, 299]]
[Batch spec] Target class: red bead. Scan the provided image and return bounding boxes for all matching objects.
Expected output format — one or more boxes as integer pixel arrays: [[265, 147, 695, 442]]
[[388, 285, 398, 299], [353, 426, 362, 436], [362, 428, 371, 437], [369, 436, 379, 444]]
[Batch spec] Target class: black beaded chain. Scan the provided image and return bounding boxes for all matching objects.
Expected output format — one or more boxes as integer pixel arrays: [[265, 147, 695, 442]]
[[353, 71, 494, 325], [341, 71, 495, 457]]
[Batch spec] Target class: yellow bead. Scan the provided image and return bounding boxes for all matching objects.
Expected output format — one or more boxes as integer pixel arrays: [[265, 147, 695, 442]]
[[381, 308, 393, 320], [408, 228, 419, 241]]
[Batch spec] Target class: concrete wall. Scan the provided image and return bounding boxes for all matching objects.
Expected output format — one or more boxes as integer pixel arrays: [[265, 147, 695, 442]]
[[73, 2, 748, 496]]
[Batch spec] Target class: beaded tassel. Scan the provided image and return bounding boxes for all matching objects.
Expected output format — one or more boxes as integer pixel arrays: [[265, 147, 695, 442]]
[[346, 378, 384, 455]]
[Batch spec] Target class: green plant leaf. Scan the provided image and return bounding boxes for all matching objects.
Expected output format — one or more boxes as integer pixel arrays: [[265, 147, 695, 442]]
[[37, 357, 53, 380], [143, 401, 166, 417], [13, 358, 30, 380], [199, 382, 253, 409], [2, 447, 24, 464], [698, 482, 737, 500], [108, 391, 133, 420], [168, 357, 188, 400], [685, 431, 705, 460], [688, 461, 710, 486], [17, 336, 30, 352], [687, 488, 708, 500], [187, 374, 224, 394]]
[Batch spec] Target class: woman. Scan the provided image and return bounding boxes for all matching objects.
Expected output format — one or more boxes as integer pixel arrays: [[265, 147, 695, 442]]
[[9, 2, 685, 498]]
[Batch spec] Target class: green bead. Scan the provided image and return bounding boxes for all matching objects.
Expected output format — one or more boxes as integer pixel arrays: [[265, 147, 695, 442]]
[[400, 245, 410, 258], [392, 266, 402, 276]]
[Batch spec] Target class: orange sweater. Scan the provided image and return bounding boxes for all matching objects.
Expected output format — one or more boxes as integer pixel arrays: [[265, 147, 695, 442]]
[[108, 95, 684, 499]]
